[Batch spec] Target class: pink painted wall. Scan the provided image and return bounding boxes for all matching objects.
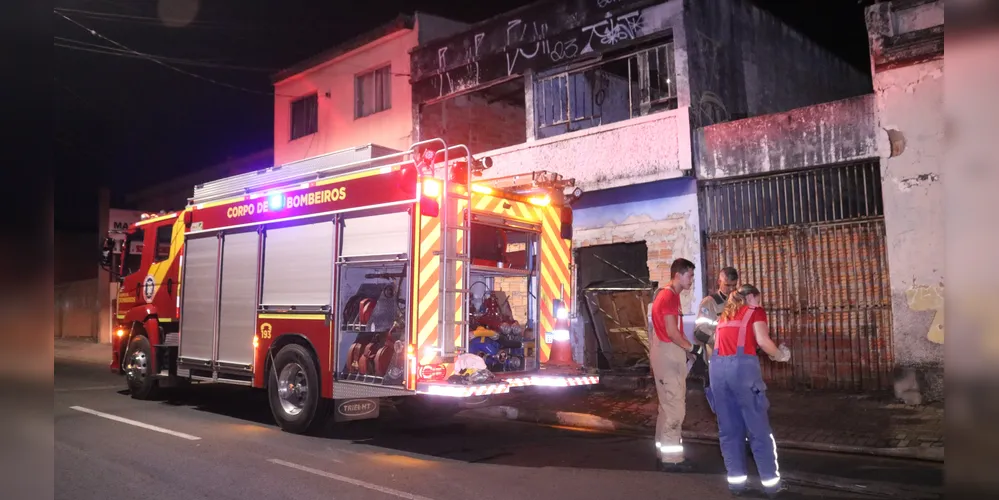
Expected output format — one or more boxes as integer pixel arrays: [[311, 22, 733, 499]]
[[479, 106, 693, 192], [273, 29, 419, 166]]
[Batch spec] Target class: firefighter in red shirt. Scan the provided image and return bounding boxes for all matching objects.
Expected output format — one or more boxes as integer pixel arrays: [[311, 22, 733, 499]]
[[648, 258, 701, 472], [707, 284, 791, 498]]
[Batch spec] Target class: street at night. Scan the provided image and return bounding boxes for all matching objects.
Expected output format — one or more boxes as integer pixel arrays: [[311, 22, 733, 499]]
[[42, 1, 992, 499], [56, 359, 942, 500]]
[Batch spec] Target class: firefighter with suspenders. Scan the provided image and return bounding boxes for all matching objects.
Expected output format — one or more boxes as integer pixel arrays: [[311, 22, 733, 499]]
[[706, 284, 791, 498]]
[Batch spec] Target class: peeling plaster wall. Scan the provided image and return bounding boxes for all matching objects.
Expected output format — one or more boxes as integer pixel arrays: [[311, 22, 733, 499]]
[[875, 59, 945, 397], [571, 177, 702, 352], [684, 0, 872, 128], [866, 0, 945, 403], [478, 106, 693, 192], [694, 94, 882, 180]]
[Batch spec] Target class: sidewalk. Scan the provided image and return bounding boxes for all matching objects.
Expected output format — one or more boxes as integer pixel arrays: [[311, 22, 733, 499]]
[[465, 381, 944, 462], [55, 338, 111, 366]]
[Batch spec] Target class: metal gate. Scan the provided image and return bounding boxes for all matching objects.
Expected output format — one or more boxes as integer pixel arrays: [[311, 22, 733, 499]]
[[700, 161, 893, 391]]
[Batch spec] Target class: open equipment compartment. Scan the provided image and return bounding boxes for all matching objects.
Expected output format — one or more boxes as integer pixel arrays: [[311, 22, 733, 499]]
[[334, 208, 413, 387], [467, 217, 541, 374]]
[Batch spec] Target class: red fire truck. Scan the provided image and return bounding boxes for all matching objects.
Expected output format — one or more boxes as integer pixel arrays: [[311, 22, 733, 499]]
[[100, 139, 598, 434]]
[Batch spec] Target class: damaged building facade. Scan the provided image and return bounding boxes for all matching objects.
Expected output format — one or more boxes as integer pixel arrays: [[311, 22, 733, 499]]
[[866, 0, 944, 403], [693, 0, 943, 400], [409, 0, 870, 374]]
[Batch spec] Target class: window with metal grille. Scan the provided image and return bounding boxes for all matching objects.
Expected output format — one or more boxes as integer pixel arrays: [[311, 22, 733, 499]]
[[290, 93, 318, 141], [355, 65, 392, 118], [534, 40, 677, 139], [700, 161, 885, 234]]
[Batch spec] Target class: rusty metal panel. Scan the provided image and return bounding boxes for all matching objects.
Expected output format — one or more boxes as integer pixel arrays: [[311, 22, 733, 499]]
[[701, 161, 893, 392]]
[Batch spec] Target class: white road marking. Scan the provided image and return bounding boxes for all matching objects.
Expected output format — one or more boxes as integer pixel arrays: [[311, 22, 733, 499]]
[[268, 458, 435, 500], [69, 406, 201, 441], [55, 385, 122, 392]]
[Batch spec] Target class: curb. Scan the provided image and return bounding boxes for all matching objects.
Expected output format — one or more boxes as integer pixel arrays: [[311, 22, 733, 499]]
[[462, 405, 944, 463], [55, 342, 111, 366], [55, 352, 110, 366]]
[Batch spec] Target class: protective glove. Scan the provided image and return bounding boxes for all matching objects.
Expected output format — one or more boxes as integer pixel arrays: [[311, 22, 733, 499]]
[[769, 344, 791, 362]]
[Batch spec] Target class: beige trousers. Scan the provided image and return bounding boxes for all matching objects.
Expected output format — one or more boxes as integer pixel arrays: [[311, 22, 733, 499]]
[[650, 336, 688, 463]]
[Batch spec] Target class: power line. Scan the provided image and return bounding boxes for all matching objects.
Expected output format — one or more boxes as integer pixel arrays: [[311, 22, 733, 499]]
[[53, 9, 289, 97], [54, 37, 278, 72], [54, 6, 267, 30]]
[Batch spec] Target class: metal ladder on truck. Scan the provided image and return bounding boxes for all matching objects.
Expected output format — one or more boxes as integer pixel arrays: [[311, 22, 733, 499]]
[[412, 140, 473, 360]]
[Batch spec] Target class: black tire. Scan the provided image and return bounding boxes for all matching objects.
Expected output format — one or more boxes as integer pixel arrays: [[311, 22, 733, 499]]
[[124, 335, 159, 400], [396, 394, 461, 421], [267, 344, 330, 434]]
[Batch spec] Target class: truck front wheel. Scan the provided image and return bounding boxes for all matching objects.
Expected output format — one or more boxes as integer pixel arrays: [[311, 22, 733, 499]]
[[124, 335, 159, 400], [267, 344, 329, 435]]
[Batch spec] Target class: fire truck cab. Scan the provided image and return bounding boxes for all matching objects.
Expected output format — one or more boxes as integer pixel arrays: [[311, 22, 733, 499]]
[[100, 139, 598, 434]]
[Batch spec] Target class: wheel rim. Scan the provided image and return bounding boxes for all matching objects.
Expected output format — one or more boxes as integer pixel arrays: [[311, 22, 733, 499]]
[[276, 362, 308, 416], [126, 348, 147, 385]]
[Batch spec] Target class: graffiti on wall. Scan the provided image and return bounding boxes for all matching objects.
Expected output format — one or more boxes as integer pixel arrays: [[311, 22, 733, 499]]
[[411, 0, 678, 104], [689, 29, 730, 128], [905, 284, 944, 344]]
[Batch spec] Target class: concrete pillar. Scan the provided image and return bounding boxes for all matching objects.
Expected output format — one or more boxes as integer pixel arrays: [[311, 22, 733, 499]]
[[523, 70, 536, 142]]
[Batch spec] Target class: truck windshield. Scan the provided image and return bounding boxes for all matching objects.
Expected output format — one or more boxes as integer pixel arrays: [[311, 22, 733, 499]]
[[122, 228, 144, 276]]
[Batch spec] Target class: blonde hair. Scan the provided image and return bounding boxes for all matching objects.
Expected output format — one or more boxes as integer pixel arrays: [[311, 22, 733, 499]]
[[719, 284, 761, 322]]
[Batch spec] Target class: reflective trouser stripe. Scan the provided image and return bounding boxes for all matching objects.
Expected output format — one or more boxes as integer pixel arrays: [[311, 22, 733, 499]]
[[727, 476, 748, 485]]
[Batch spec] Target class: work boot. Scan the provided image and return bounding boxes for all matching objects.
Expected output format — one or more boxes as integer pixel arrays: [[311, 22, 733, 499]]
[[657, 460, 695, 473], [763, 481, 788, 498], [727, 487, 748, 497]]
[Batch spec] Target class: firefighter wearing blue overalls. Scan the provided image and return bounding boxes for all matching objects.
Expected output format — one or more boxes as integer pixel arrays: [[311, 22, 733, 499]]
[[706, 284, 791, 498]]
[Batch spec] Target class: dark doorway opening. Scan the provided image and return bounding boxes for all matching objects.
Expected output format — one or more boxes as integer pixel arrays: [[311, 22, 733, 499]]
[[575, 242, 654, 371]]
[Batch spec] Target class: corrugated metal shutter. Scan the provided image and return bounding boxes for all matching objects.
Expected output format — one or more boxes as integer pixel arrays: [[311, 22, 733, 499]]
[[261, 221, 334, 307], [340, 211, 411, 258], [700, 161, 893, 391], [217, 230, 260, 366], [179, 235, 220, 363]]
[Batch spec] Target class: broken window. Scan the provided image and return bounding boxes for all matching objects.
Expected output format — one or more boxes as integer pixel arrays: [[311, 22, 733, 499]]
[[534, 40, 678, 139]]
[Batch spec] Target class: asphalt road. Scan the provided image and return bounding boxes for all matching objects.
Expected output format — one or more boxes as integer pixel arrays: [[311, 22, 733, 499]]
[[55, 361, 943, 500]]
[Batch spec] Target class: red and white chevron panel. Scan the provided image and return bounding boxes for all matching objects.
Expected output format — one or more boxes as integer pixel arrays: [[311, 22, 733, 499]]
[[417, 382, 511, 398], [501, 375, 600, 388]]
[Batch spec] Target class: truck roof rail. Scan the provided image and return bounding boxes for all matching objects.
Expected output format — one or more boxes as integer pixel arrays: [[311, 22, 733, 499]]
[[188, 143, 405, 206]]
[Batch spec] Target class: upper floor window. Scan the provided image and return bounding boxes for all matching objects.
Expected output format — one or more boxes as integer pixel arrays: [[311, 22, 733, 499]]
[[535, 40, 678, 139], [355, 65, 391, 118], [290, 93, 318, 141]]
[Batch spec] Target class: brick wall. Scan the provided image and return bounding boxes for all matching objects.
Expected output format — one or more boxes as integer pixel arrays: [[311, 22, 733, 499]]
[[493, 276, 529, 323], [577, 214, 699, 315], [418, 93, 526, 155]]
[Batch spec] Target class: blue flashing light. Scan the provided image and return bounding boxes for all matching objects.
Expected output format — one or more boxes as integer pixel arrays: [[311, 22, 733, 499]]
[[269, 193, 284, 210]]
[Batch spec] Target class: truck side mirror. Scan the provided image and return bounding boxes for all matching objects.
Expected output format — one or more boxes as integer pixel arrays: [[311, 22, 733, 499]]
[[100, 236, 114, 269]]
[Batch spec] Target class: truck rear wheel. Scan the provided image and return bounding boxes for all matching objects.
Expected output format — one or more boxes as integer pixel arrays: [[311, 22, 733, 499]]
[[124, 335, 159, 400], [267, 344, 329, 435]]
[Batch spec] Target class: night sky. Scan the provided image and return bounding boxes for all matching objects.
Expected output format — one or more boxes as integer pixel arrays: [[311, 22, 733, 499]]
[[53, 0, 874, 233]]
